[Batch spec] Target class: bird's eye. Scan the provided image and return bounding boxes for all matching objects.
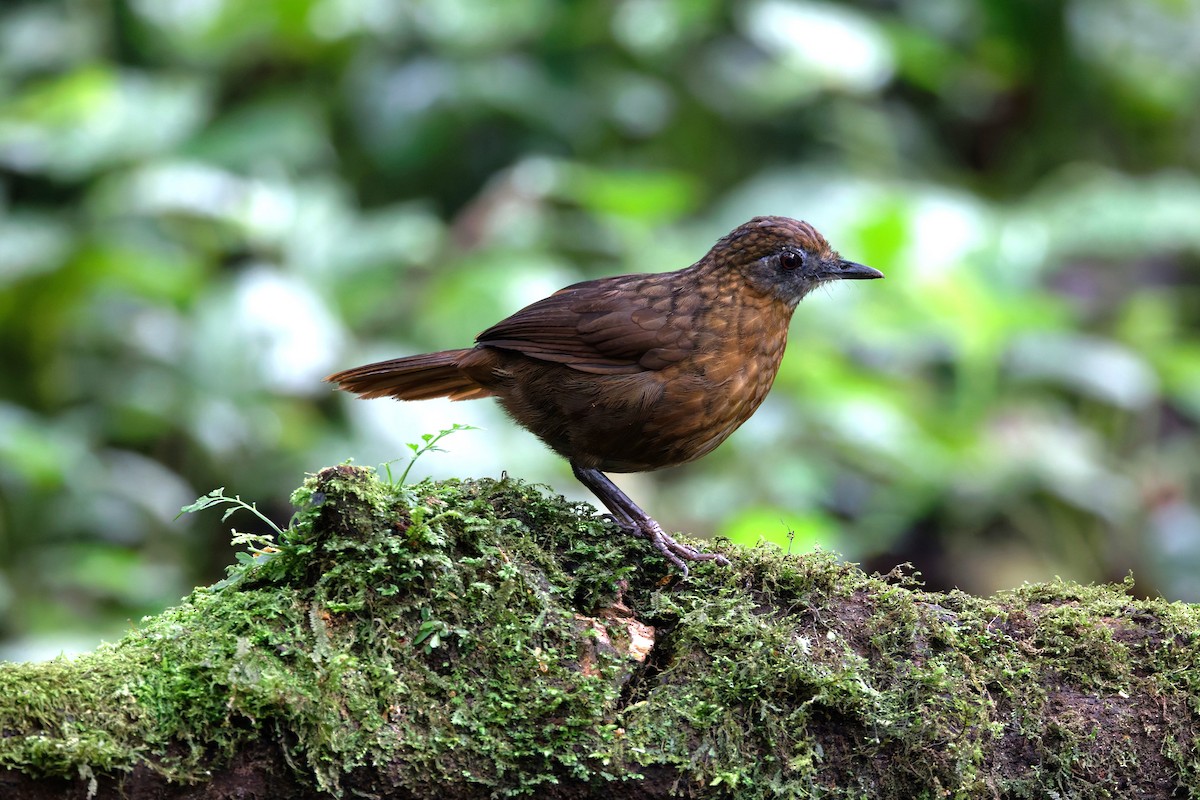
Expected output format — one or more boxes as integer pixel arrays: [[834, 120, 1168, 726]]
[[780, 251, 803, 271]]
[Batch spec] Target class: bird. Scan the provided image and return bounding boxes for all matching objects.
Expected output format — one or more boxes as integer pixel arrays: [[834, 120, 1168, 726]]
[[327, 216, 883, 577]]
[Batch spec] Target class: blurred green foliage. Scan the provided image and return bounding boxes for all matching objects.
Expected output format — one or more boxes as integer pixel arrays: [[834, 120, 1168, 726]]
[[1, 0, 1199, 658]]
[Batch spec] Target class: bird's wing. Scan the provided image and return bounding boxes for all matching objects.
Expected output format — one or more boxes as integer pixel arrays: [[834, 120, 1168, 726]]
[[475, 273, 694, 375]]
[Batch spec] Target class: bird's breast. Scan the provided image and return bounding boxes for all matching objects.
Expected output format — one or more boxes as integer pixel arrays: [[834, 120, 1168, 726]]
[[622, 295, 792, 469]]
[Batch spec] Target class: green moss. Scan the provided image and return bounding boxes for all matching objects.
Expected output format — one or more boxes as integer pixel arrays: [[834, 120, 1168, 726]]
[[0, 465, 1197, 798], [0, 467, 641, 794]]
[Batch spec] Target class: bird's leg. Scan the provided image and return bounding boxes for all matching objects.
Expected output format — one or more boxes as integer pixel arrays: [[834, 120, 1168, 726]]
[[571, 463, 730, 578]]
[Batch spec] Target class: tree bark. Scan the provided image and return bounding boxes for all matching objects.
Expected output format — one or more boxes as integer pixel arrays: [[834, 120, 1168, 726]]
[[1, 465, 1197, 799]]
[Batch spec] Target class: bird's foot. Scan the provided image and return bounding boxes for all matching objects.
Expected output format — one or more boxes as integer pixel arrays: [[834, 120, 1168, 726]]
[[613, 517, 729, 579], [577, 466, 729, 578]]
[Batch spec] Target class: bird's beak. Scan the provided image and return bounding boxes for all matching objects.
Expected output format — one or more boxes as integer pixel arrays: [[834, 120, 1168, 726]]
[[824, 259, 884, 280]]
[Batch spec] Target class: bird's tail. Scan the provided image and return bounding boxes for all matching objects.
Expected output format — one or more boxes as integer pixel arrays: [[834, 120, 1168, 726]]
[[325, 349, 490, 401]]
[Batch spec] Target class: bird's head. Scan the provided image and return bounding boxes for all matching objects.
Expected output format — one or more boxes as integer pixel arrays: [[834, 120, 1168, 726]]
[[711, 216, 883, 308]]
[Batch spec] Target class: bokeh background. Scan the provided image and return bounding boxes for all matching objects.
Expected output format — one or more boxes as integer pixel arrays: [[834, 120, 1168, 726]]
[[2, 0, 1199, 660]]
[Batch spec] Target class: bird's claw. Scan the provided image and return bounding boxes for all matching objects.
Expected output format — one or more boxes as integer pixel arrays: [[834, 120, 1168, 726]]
[[599, 513, 635, 533], [630, 518, 729, 580], [590, 490, 728, 578]]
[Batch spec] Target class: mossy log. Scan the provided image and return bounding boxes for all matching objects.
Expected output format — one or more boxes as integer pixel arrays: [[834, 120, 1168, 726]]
[[1, 465, 1198, 799]]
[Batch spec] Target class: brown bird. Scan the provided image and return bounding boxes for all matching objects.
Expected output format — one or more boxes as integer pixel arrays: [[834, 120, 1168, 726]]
[[327, 216, 882, 576]]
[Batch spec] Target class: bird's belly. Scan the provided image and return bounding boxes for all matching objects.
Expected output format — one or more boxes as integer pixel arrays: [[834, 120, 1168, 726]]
[[631, 364, 776, 470], [493, 356, 779, 473]]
